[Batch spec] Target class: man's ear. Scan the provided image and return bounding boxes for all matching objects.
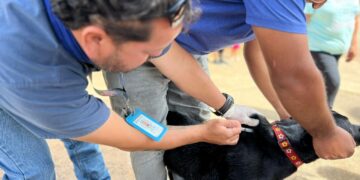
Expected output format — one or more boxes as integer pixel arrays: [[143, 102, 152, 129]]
[[73, 26, 108, 60]]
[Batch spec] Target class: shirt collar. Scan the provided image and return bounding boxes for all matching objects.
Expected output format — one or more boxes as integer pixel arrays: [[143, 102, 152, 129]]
[[43, 0, 93, 65]]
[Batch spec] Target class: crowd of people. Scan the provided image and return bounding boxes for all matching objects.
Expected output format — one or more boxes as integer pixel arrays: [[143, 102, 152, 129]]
[[0, 0, 358, 179]]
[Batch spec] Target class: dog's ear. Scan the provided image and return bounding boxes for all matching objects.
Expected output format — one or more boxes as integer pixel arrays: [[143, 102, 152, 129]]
[[332, 110, 349, 121]]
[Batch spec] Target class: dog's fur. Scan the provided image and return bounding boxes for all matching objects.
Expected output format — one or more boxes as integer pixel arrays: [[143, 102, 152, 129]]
[[164, 111, 360, 180]]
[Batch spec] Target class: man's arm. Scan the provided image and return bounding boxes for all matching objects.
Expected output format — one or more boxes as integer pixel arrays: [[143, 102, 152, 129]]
[[150, 42, 261, 125], [252, 27, 355, 159], [244, 39, 290, 119], [75, 111, 241, 151], [150, 42, 226, 110]]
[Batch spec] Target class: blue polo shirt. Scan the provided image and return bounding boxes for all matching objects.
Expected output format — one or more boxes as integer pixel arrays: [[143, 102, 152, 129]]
[[0, 0, 109, 138], [177, 0, 307, 55]]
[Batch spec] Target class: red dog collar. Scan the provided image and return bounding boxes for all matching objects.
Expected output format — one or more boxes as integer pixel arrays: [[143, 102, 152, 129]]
[[271, 124, 304, 168]]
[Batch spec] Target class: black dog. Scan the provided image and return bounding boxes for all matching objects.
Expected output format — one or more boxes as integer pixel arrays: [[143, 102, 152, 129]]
[[164, 111, 360, 180]]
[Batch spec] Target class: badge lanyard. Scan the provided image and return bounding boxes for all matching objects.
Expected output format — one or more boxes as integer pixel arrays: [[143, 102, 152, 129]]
[[87, 43, 172, 116], [88, 72, 167, 141], [89, 72, 134, 117]]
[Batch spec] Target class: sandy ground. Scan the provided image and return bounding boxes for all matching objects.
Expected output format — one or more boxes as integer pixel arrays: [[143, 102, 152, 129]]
[[1, 49, 359, 179]]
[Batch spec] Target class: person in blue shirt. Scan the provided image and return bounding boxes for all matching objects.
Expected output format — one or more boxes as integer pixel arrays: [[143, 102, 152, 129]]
[[305, 0, 360, 108], [0, 0, 244, 179], [104, 0, 357, 179]]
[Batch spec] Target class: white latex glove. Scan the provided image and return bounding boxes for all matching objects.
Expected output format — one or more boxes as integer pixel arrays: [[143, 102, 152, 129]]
[[223, 104, 261, 131]]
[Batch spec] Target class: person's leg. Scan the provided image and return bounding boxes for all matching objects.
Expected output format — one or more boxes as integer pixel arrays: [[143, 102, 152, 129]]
[[231, 44, 241, 61], [0, 109, 55, 180], [167, 55, 212, 125], [104, 62, 170, 180], [61, 139, 110, 180], [310, 51, 341, 108], [166, 55, 211, 180], [214, 49, 225, 64]]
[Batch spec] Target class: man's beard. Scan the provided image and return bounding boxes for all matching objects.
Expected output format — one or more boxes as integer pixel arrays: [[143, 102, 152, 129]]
[[94, 52, 126, 73]]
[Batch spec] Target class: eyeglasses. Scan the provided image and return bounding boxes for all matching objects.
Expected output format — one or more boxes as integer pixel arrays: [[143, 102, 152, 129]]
[[165, 0, 188, 28], [145, 0, 188, 59]]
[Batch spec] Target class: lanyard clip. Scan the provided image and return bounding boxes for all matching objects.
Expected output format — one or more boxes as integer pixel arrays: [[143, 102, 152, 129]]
[[89, 72, 134, 117]]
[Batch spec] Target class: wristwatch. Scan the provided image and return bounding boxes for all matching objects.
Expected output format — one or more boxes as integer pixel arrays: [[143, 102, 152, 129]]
[[213, 93, 234, 116]]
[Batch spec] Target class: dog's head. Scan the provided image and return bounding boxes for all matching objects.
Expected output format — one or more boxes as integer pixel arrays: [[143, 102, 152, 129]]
[[240, 111, 360, 167], [249, 111, 360, 146]]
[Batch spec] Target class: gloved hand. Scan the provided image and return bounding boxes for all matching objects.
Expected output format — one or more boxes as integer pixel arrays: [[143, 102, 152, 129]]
[[222, 104, 261, 131]]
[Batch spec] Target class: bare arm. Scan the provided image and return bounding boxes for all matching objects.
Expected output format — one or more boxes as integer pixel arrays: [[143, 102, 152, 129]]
[[346, 15, 360, 62], [75, 111, 241, 151], [150, 42, 261, 126], [244, 39, 290, 119], [150, 42, 226, 110], [253, 27, 355, 159]]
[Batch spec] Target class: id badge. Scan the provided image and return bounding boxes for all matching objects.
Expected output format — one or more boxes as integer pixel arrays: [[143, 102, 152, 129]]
[[126, 108, 168, 142]]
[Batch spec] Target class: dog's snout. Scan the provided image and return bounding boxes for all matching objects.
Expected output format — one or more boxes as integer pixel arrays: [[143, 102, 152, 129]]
[[355, 126, 360, 146]]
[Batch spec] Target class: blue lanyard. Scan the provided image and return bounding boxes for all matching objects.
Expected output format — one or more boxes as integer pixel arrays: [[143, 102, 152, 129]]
[[43, 0, 93, 65]]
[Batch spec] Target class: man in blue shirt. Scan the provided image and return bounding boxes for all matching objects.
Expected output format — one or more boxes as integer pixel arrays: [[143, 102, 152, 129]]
[[0, 0, 244, 179], [105, 0, 357, 179]]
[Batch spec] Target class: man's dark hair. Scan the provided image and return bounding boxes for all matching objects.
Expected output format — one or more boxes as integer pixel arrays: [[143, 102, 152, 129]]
[[51, 0, 196, 43]]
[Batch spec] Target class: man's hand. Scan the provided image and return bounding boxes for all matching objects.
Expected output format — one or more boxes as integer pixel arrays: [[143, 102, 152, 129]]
[[223, 104, 261, 127], [346, 45, 357, 62], [201, 119, 241, 145], [313, 126, 356, 159]]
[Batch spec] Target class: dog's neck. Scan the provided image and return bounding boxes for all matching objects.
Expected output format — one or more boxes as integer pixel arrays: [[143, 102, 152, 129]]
[[252, 118, 319, 165], [272, 124, 304, 167], [277, 122, 318, 164]]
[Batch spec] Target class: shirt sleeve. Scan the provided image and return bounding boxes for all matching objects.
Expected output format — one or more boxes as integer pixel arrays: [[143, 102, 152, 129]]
[[0, 83, 110, 138], [244, 0, 307, 34]]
